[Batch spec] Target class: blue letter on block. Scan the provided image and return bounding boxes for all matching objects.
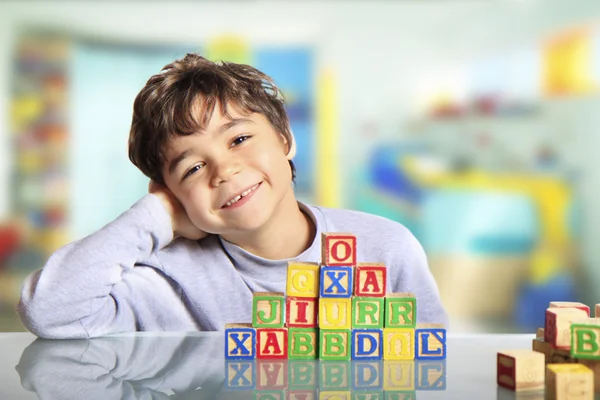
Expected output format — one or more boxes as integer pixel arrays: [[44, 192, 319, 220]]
[[225, 328, 256, 360], [352, 361, 382, 390], [320, 266, 353, 298], [416, 360, 446, 390], [224, 360, 256, 390], [352, 329, 383, 360], [415, 328, 446, 360]]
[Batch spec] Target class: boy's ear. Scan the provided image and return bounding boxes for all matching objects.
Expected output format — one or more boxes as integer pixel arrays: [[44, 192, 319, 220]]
[[283, 131, 297, 160]]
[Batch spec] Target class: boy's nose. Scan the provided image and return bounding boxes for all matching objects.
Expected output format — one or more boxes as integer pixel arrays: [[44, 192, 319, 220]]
[[210, 159, 242, 187]]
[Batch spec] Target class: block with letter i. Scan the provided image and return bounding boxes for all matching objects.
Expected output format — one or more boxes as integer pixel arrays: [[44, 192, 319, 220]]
[[497, 350, 545, 391], [322, 232, 357, 266], [546, 364, 593, 400], [571, 318, 600, 360], [544, 306, 588, 349], [225, 323, 256, 360], [287, 296, 317, 328], [354, 263, 386, 297], [415, 323, 446, 360], [253, 292, 285, 328], [320, 266, 353, 298], [385, 293, 416, 329]]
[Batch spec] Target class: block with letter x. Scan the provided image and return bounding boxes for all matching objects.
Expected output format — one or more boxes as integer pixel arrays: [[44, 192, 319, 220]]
[[320, 266, 353, 298], [225, 323, 256, 360]]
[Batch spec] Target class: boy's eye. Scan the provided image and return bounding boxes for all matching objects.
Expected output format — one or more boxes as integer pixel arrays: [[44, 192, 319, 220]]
[[231, 135, 251, 147], [182, 163, 204, 180]]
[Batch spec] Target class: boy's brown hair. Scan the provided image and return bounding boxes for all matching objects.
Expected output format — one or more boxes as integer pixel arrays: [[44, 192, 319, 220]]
[[128, 53, 295, 185]]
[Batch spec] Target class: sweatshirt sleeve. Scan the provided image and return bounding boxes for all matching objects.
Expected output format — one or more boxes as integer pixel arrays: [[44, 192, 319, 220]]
[[16, 194, 177, 339]]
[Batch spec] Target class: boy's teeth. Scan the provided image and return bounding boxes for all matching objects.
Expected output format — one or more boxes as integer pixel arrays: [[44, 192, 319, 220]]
[[225, 184, 258, 207]]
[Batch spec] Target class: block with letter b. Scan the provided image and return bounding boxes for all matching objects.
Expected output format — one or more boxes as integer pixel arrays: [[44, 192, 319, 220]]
[[286, 262, 320, 298], [571, 318, 600, 360], [354, 263, 386, 297], [253, 292, 285, 328], [385, 293, 416, 329], [322, 232, 357, 266], [320, 329, 352, 361], [415, 323, 446, 360], [225, 323, 256, 360], [288, 328, 318, 359], [320, 266, 353, 298]]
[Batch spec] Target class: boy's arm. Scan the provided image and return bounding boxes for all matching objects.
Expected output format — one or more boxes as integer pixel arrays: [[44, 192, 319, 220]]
[[16, 194, 185, 339]]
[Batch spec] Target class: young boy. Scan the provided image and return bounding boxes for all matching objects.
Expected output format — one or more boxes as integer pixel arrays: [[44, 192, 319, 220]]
[[17, 53, 448, 338]]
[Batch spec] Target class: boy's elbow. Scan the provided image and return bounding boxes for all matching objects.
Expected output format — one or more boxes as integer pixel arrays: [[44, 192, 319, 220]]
[[16, 299, 88, 339]]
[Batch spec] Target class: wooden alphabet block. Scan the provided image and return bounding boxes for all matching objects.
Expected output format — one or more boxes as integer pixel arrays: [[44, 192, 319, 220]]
[[288, 328, 318, 359], [255, 391, 285, 400], [320, 266, 353, 298], [352, 329, 383, 360], [320, 361, 351, 390], [322, 232, 357, 266], [383, 328, 415, 360], [383, 392, 415, 400], [383, 360, 414, 391], [385, 294, 416, 329], [320, 329, 351, 360], [577, 358, 600, 393], [550, 347, 577, 364], [546, 363, 593, 400], [253, 292, 285, 328], [532, 337, 552, 363], [225, 323, 256, 360], [352, 361, 383, 390], [257, 360, 288, 390], [319, 392, 351, 400], [571, 318, 600, 360], [550, 301, 591, 316], [415, 323, 446, 360], [354, 263, 387, 297], [257, 328, 288, 359], [497, 350, 545, 391], [288, 391, 317, 400], [536, 327, 545, 338], [415, 360, 447, 390], [545, 307, 588, 349], [224, 360, 256, 390], [352, 391, 384, 400], [287, 262, 320, 298], [352, 297, 384, 329], [288, 360, 318, 390], [320, 298, 352, 329], [287, 297, 318, 328]]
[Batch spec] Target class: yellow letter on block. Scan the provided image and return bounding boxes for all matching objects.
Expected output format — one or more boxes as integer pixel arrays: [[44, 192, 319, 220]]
[[319, 298, 351, 329], [287, 262, 320, 298], [383, 328, 415, 360]]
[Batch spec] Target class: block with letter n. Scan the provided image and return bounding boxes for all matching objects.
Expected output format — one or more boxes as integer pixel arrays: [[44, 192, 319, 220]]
[[571, 318, 600, 360], [322, 232, 357, 266], [225, 323, 256, 360], [385, 293, 416, 329], [253, 292, 285, 328]]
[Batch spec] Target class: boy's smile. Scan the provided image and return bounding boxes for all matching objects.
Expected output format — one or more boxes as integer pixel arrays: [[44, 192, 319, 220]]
[[161, 102, 298, 243]]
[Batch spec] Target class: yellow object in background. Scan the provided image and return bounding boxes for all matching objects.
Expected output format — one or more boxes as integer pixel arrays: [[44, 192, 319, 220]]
[[205, 35, 252, 65]]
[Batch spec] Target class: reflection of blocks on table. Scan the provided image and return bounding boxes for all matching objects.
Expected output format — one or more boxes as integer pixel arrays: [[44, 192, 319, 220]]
[[415, 323, 446, 360], [416, 359, 447, 390], [254, 391, 285, 400], [319, 361, 350, 391], [253, 292, 285, 328], [288, 360, 318, 390], [256, 360, 288, 390], [383, 360, 415, 391], [225, 323, 256, 360], [383, 328, 415, 360], [352, 361, 383, 391], [546, 363, 593, 400], [224, 360, 256, 391], [497, 350, 545, 391]]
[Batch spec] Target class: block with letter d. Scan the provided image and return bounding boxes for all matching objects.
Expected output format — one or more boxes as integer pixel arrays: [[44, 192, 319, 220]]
[[225, 323, 256, 360], [352, 329, 383, 360], [253, 292, 285, 328], [320, 266, 353, 298], [415, 323, 446, 360]]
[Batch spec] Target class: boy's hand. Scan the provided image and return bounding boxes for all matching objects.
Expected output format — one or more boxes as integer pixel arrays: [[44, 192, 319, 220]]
[[148, 180, 208, 241]]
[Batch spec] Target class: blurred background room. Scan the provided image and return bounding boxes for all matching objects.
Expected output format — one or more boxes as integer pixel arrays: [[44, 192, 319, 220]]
[[1, 0, 600, 333]]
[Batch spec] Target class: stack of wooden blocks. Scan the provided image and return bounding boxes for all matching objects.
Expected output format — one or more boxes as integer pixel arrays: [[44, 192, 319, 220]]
[[224, 232, 447, 361], [498, 301, 600, 399]]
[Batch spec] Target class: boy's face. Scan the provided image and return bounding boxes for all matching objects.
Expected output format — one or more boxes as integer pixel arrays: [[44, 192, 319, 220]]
[[161, 103, 294, 236]]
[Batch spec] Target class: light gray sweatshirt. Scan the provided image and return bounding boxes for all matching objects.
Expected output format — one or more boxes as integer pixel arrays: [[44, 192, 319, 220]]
[[17, 194, 449, 338]]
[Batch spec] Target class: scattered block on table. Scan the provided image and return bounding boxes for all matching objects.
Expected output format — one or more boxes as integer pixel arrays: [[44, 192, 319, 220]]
[[224, 360, 256, 390], [225, 323, 256, 360], [352, 329, 383, 360], [546, 363, 593, 400], [545, 307, 589, 349], [497, 350, 545, 391], [320, 298, 352, 329], [550, 347, 577, 364], [287, 391, 317, 400], [537, 328, 545, 338], [383, 360, 415, 391], [321, 232, 357, 266], [320, 361, 351, 391], [320, 329, 352, 360], [352, 297, 384, 329], [550, 301, 591, 316], [288, 328, 318, 359], [320, 266, 353, 298], [288, 360, 318, 390], [571, 318, 600, 360], [257, 328, 288, 359], [415, 359, 447, 390], [287, 262, 320, 298], [354, 263, 387, 297], [577, 359, 600, 393], [253, 292, 285, 328], [352, 361, 383, 390], [287, 296, 318, 328], [532, 337, 552, 363], [415, 323, 446, 360], [385, 293, 416, 329], [383, 328, 415, 360], [256, 360, 288, 390]]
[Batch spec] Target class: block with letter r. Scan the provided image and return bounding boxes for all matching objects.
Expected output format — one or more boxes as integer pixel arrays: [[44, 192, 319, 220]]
[[225, 323, 256, 360], [320, 266, 353, 298], [385, 293, 416, 329]]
